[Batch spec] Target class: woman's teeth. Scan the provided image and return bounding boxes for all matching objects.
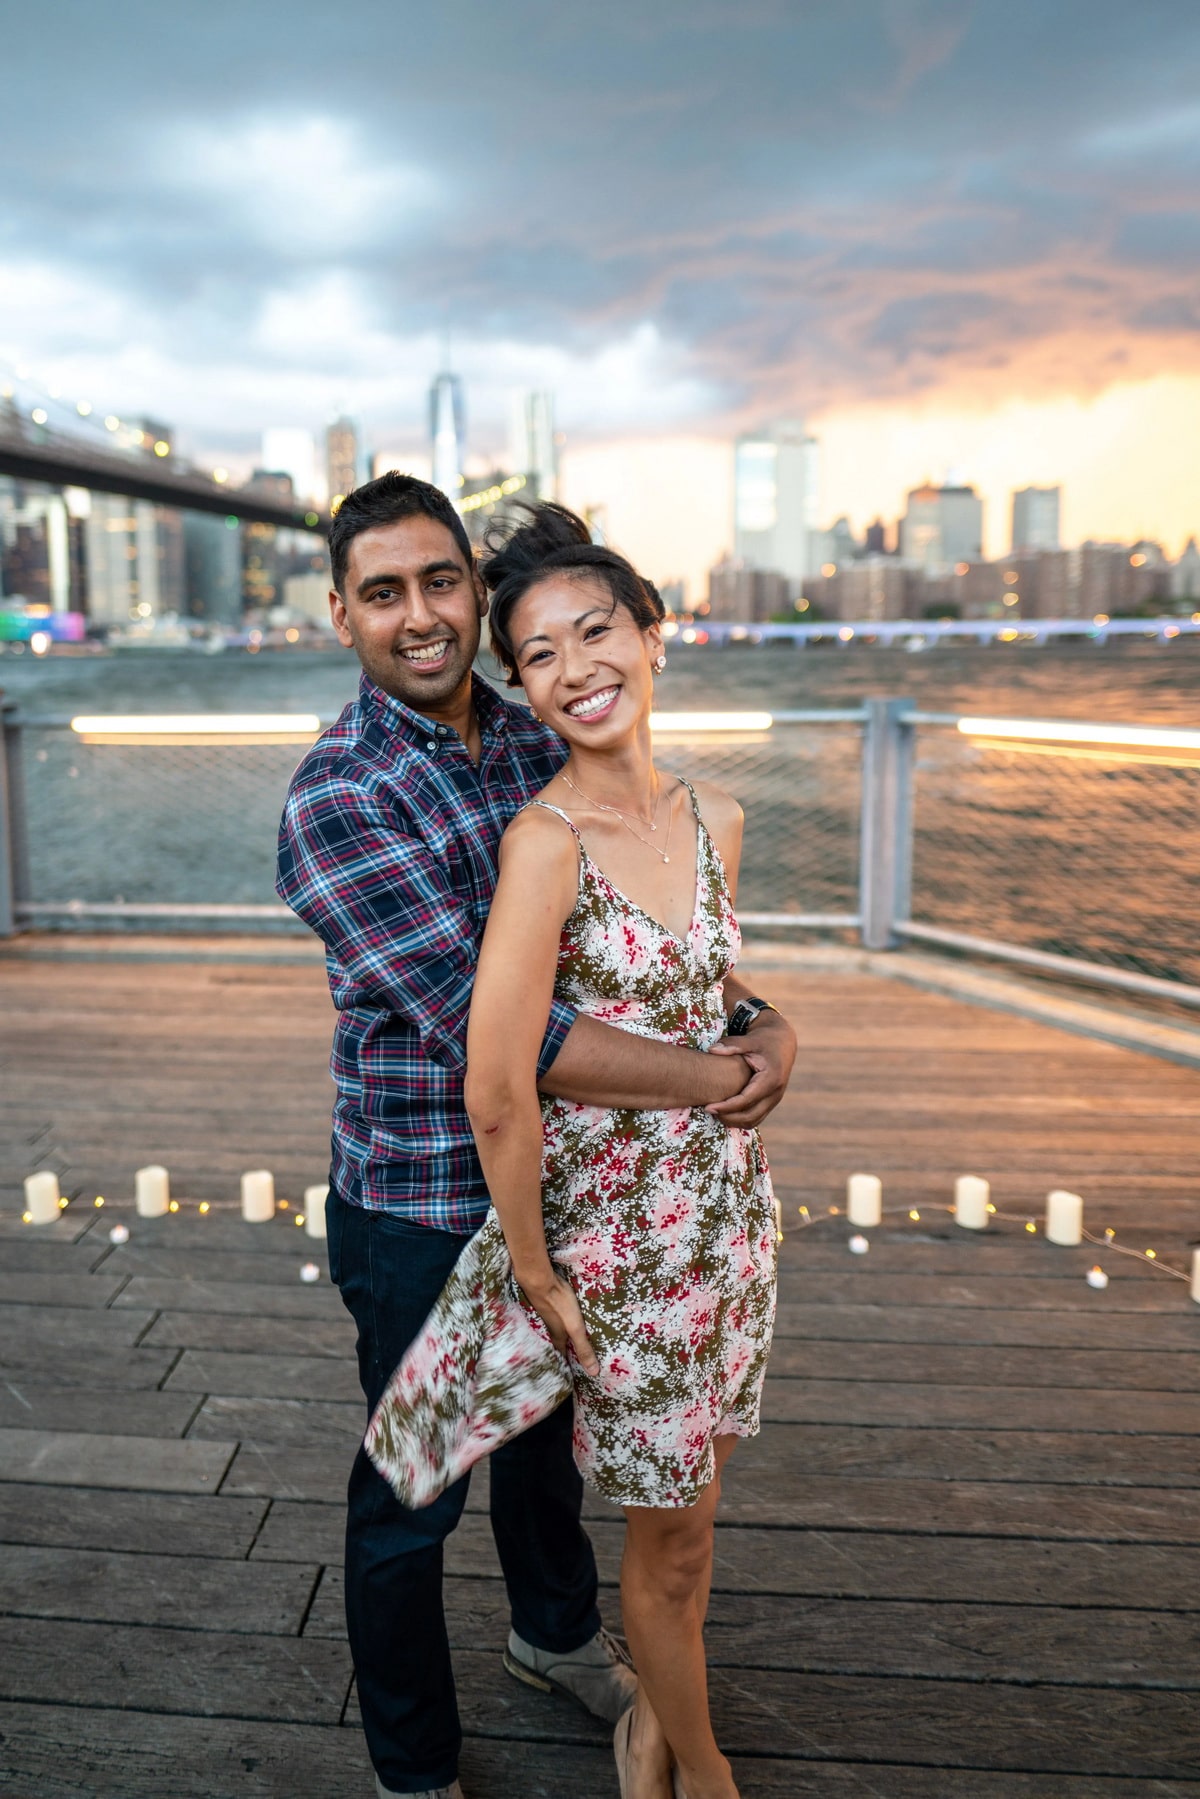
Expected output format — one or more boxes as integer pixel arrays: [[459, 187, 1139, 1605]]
[[567, 687, 618, 718]]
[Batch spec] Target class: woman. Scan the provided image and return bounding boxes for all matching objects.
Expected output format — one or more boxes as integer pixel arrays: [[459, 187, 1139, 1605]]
[[368, 505, 778, 1799]]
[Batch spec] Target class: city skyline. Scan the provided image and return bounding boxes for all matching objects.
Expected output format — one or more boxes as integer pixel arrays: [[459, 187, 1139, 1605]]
[[6, 3, 1200, 588]]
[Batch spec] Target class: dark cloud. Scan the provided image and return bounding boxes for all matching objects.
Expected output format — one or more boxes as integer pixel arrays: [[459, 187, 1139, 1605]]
[[4, 0, 1200, 442]]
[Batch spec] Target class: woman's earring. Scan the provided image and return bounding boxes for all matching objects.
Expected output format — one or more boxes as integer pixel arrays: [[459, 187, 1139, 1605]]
[[654, 656, 666, 673]]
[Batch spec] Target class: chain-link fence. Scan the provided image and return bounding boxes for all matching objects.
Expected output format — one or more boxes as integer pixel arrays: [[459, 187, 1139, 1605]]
[[908, 725, 1200, 992], [5, 704, 1200, 1016], [3, 714, 863, 928]]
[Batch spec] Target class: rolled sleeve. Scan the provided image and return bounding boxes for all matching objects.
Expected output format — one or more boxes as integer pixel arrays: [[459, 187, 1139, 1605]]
[[538, 997, 578, 1079]]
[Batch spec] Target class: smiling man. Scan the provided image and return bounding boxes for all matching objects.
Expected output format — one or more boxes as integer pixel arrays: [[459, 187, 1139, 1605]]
[[276, 472, 796, 1799]]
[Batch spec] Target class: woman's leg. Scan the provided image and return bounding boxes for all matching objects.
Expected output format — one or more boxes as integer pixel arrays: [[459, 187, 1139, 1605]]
[[619, 1443, 740, 1799]]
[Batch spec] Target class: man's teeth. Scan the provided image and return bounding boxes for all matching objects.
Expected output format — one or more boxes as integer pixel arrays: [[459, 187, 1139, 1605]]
[[567, 687, 618, 718], [401, 642, 450, 663]]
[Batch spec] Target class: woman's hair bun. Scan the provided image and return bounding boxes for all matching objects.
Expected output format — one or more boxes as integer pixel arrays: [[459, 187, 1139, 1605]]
[[480, 502, 664, 687], [480, 502, 592, 592]]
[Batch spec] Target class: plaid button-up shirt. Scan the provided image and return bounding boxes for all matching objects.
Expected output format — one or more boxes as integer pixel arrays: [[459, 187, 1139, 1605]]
[[276, 672, 573, 1231]]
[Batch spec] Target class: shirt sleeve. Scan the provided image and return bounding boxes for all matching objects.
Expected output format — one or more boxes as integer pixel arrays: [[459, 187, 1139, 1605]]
[[277, 773, 576, 1075]]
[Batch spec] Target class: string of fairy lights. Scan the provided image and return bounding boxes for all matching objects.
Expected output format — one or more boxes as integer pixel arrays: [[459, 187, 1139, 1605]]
[[788, 1181, 1198, 1302], [18, 1164, 1200, 1305]]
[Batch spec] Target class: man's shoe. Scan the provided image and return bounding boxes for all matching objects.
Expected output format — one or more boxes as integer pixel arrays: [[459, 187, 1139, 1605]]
[[374, 1779, 463, 1799], [503, 1626, 638, 1724]]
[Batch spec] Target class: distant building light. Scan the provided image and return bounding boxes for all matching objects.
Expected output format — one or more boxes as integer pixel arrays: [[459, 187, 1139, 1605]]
[[1002, 593, 1019, 607], [77, 400, 92, 417], [105, 415, 120, 431], [225, 516, 240, 530], [838, 626, 854, 641], [153, 440, 170, 457], [954, 562, 970, 576], [821, 562, 837, 577], [1093, 613, 1110, 626], [30, 408, 48, 425], [212, 468, 229, 484], [284, 627, 300, 643], [304, 511, 320, 527], [794, 597, 810, 612], [29, 631, 50, 656], [1130, 552, 1147, 567], [1003, 570, 1019, 584]]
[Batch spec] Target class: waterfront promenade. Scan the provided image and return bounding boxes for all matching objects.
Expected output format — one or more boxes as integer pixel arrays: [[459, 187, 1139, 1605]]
[[0, 936, 1198, 1796]]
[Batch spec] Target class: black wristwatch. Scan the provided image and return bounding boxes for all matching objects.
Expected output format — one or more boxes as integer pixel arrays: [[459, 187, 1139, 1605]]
[[726, 996, 777, 1037]]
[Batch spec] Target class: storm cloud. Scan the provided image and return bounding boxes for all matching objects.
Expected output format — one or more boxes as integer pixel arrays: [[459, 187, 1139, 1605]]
[[4, 0, 1200, 450]]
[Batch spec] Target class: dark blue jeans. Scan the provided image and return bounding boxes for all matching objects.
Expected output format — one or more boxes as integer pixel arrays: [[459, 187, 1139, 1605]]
[[327, 1187, 602, 1794]]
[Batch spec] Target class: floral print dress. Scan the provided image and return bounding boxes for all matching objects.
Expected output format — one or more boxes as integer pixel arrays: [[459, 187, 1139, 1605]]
[[366, 782, 778, 1511]]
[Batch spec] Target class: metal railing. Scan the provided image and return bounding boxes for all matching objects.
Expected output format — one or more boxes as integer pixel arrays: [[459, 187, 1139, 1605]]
[[3, 696, 1199, 1014]]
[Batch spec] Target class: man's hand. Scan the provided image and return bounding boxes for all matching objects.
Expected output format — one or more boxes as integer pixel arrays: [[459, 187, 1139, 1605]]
[[705, 1008, 797, 1127]]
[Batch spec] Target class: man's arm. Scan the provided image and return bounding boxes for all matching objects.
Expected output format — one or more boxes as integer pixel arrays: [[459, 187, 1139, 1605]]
[[536, 1013, 752, 1110]]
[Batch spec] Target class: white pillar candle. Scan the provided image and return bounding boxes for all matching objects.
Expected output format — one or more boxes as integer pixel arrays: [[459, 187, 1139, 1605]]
[[954, 1175, 990, 1231], [846, 1173, 882, 1229], [304, 1184, 329, 1239], [24, 1171, 61, 1225], [241, 1169, 275, 1223], [1045, 1188, 1083, 1246], [135, 1165, 170, 1218], [1191, 1248, 1200, 1306]]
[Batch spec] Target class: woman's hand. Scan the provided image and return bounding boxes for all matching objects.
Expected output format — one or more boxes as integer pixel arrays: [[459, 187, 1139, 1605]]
[[518, 1268, 600, 1377]]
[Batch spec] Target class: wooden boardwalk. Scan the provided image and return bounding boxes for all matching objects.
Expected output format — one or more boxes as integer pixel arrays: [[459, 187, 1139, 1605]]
[[1, 937, 1199, 1797]]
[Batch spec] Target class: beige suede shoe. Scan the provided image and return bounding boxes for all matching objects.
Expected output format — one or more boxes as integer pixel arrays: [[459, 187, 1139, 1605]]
[[374, 1778, 463, 1799], [503, 1626, 638, 1723]]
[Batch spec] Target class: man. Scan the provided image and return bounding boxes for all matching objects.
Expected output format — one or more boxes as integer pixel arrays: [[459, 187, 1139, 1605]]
[[276, 472, 796, 1799]]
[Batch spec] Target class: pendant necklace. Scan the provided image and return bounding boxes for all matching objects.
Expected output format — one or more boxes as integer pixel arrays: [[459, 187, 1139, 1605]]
[[558, 771, 676, 864]]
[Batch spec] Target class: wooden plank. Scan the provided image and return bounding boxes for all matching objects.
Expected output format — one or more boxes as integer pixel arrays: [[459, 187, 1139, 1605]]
[[0, 1303, 155, 1348], [774, 1271, 1190, 1313], [773, 1300, 1200, 1351], [767, 1339, 1200, 1391], [782, 1233, 1165, 1278], [0, 1428, 235, 1494], [0, 1616, 351, 1723], [219, 1441, 351, 1505], [188, 1396, 361, 1447], [165, 1350, 361, 1403], [714, 1455, 1200, 1540], [0, 1482, 267, 1558], [0, 1386, 197, 1438], [0, 1273, 128, 1309], [763, 1379, 1200, 1434], [0, 1344, 177, 1389], [101, 1246, 331, 1286], [0, 1545, 318, 1636], [142, 1311, 354, 1357], [0, 1240, 105, 1276], [113, 1277, 344, 1320]]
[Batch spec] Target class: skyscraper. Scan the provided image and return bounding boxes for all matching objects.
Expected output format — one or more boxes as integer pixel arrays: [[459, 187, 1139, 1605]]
[[900, 484, 984, 573], [1011, 486, 1061, 554], [509, 391, 558, 500], [326, 416, 361, 507], [429, 370, 465, 500], [733, 421, 817, 581]]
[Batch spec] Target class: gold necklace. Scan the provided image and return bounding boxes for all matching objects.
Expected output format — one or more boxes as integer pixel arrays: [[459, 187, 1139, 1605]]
[[558, 771, 677, 864]]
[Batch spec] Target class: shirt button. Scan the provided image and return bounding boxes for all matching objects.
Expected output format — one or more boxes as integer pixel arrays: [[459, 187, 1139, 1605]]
[[426, 740, 437, 752]]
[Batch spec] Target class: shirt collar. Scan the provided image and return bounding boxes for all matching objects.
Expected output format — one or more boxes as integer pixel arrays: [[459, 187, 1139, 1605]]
[[358, 669, 511, 749]]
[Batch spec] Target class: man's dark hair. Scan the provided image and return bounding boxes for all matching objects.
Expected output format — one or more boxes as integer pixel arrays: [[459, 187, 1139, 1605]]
[[481, 502, 664, 685], [328, 471, 475, 594]]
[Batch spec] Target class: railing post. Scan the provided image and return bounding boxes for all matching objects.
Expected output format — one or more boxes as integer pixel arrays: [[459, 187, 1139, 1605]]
[[859, 697, 914, 950], [0, 699, 30, 937]]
